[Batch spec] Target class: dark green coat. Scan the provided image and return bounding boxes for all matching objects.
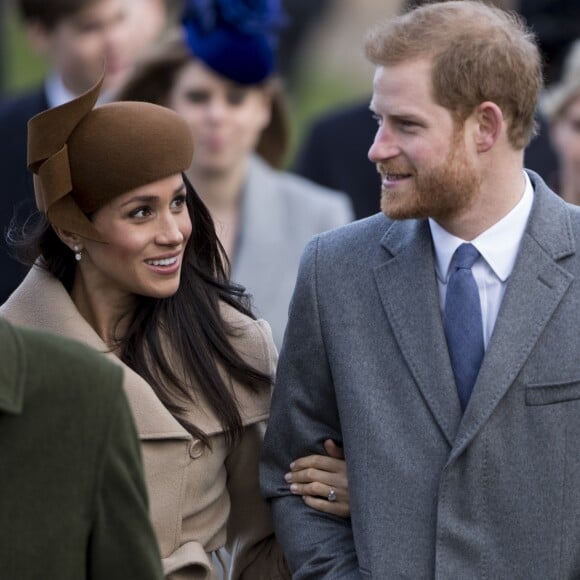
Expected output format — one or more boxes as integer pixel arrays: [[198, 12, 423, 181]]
[[0, 317, 163, 580]]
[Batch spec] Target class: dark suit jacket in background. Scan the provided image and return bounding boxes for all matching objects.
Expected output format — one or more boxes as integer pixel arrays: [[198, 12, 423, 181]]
[[524, 113, 559, 186], [0, 317, 163, 579], [293, 99, 380, 220], [261, 171, 580, 578], [0, 86, 48, 303], [517, 0, 580, 84]]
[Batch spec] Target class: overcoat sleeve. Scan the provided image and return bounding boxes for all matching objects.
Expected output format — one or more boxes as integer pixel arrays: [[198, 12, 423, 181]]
[[225, 319, 290, 579], [260, 236, 362, 579], [225, 421, 290, 579], [88, 366, 164, 580]]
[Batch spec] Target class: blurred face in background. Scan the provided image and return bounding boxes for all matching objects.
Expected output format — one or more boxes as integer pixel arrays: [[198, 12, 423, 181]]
[[122, 0, 166, 71], [551, 95, 580, 189], [28, 0, 129, 94], [167, 60, 271, 178]]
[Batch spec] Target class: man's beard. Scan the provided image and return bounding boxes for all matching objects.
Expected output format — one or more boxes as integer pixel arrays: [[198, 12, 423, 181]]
[[378, 135, 481, 222]]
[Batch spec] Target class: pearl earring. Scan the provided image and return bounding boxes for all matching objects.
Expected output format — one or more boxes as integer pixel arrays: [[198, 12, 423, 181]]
[[73, 245, 82, 262]]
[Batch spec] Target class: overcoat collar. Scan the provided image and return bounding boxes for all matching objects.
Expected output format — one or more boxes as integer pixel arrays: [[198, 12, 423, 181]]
[[374, 218, 463, 446], [0, 267, 270, 437], [374, 171, 575, 454], [0, 318, 25, 414]]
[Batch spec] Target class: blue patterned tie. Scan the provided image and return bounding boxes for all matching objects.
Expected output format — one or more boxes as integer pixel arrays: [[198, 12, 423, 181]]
[[444, 243, 484, 411]]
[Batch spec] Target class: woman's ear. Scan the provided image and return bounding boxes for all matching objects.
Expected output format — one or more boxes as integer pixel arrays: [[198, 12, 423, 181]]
[[472, 101, 504, 153], [53, 227, 82, 252]]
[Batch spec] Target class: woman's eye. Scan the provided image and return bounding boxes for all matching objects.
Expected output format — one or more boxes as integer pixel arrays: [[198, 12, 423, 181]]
[[171, 195, 186, 210], [227, 90, 247, 106], [129, 207, 151, 219], [185, 91, 209, 104]]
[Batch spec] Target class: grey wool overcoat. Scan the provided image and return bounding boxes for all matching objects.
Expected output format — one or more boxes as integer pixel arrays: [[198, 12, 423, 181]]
[[261, 171, 580, 579]]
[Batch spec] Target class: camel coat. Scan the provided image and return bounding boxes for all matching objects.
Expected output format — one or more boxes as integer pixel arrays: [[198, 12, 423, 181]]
[[1, 266, 289, 580]]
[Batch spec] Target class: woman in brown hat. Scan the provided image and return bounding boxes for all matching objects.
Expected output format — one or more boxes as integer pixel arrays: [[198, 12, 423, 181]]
[[1, 75, 349, 578]]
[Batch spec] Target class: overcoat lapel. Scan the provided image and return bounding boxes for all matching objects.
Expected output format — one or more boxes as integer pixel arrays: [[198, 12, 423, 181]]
[[449, 180, 575, 462], [0, 267, 189, 439], [374, 218, 463, 446], [0, 266, 271, 438], [0, 318, 25, 414]]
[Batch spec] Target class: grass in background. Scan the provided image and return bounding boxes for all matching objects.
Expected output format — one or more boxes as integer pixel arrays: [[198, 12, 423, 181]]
[[4, 4, 46, 97], [284, 64, 370, 167]]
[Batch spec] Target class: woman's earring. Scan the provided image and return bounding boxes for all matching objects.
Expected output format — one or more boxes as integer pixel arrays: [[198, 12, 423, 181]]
[[73, 245, 82, 262]]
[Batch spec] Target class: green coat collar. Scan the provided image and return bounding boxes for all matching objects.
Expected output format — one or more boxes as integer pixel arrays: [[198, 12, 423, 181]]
[[0, 318, 25, 414]]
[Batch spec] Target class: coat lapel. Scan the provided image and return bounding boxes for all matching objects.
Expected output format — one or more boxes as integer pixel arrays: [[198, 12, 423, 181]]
[[374, 219, 463, 447], [0, 267, 190, 439], [449, 176, 576, 462], [1, 266, 271, 438], [0, 318, 25, 414]]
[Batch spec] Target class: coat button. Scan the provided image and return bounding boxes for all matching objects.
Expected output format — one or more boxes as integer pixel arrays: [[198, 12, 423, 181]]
[[189, 440, 204, 459]]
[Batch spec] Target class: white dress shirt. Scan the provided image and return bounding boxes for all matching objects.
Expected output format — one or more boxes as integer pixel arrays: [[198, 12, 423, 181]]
[[429, 171, 534, 348], [45, 74, 111, 109]]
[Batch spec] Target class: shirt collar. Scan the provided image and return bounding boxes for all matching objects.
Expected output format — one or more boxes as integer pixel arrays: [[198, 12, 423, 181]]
[[45, 74, 78, 109], [430, 171, 534, 283], [45, 74, 111, 109]]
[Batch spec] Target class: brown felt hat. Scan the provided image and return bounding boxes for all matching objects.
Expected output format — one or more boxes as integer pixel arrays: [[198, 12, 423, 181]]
[[28, 76, 194, 241]]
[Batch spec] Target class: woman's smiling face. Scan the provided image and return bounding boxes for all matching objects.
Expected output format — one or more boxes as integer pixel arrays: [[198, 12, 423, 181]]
[[79, 173, 192, 302]]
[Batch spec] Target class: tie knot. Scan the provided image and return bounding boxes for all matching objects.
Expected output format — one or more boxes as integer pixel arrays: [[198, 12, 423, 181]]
[[452, 243, 480, 270]]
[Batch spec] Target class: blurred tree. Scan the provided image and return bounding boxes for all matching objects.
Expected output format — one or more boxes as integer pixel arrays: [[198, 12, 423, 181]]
[[277, 0, 332, 91]]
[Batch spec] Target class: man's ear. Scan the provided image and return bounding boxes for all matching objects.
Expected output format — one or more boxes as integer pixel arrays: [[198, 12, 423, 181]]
[[472, 101, 504, 153]]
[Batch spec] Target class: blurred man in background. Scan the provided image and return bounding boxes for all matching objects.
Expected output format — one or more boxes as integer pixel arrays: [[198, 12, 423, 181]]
[[0, 0, 129, 302], [0, 0, 171, 303]]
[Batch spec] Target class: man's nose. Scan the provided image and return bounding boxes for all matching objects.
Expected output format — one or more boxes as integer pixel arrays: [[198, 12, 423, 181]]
[[368, 126, 400, 163]]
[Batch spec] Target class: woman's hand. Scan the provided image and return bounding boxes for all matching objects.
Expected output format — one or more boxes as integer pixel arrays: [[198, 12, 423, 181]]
[[284, 439, 350, 518]]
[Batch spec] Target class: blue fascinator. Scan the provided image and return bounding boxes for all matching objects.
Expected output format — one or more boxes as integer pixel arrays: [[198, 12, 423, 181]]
[[182, 0, 286, 85]]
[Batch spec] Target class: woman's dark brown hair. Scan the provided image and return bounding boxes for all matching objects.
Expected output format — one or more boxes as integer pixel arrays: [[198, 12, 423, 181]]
[[11, 176, 271, 447]]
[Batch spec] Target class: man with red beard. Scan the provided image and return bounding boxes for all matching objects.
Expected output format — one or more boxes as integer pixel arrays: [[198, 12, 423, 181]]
[[261, 2, 580, 578]]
